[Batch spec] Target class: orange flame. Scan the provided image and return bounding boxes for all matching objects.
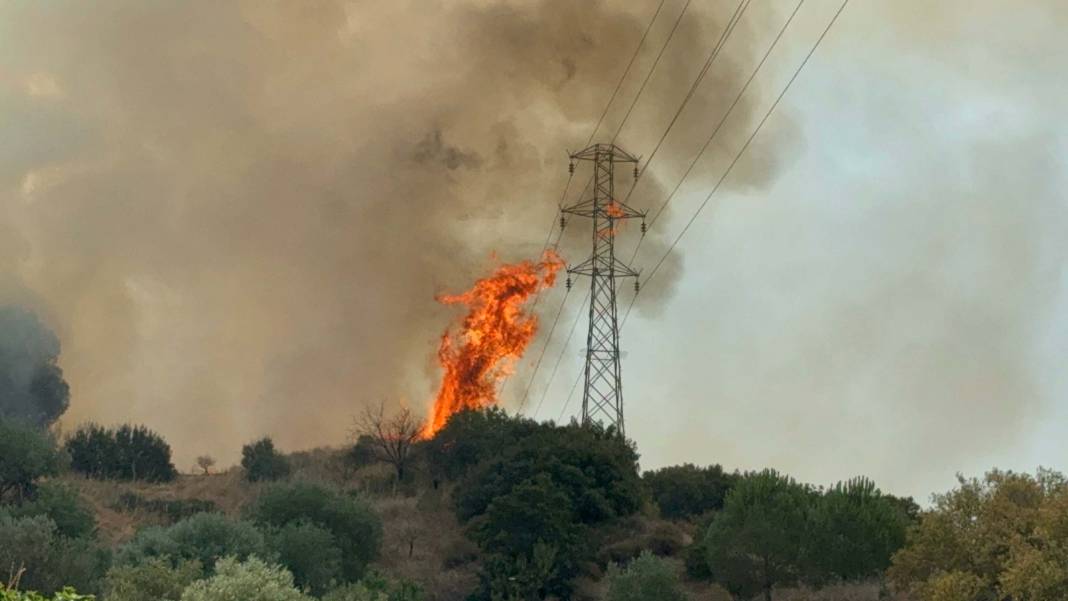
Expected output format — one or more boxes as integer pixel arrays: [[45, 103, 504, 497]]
[[423, 249, 565, 437]]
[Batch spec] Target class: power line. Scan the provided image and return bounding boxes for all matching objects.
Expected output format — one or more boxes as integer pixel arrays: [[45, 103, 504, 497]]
[[622, 0, 750, 204], [611, 0, 694, 144], [587, 0, 669, 146], [624, 0, 800, 267], [531, 288, 589, 418], [623, 0, 851, 327]]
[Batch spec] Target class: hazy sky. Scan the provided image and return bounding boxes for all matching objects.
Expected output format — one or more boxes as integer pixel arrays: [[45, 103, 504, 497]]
[[2, 1, 1066, 502]]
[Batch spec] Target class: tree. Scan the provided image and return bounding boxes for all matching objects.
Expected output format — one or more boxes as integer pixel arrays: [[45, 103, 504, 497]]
[[0, 307, 70, 428], [453, 419, 643, 600], [352, 401, 423, 484], [643, 463, 738, 520], [805, 477, 910, 584], [65, 423, 177, 482], [246, 482, 382, 582], [180, 556, 311, 601], [196, 456, 216, 476], [605, 551, 688, 601], [423, 408, 539, 482], [116, 512, 269, 574], [241, 438, 291, 483], [704, 470, 814, 601], [102, 558, 202, 601], [888, 468, 1068, 601], [0, 419, 61, 502]]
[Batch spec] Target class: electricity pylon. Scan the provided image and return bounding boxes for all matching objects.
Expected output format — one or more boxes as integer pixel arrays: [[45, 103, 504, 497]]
[[561, 143, 645, 436]]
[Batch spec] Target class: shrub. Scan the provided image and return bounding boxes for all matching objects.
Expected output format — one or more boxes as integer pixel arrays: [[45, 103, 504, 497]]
[[241, 438, 291, 483], [268, 520, 343, 595], [322, 572, 422, 601], [7, 482, 96, 539], [246, 482, 382, 582], [65, 423, 177, 482], [888, 468, 1068, 601], [0, 514, 109, 595], [180, 556, 310, 601], [0, 306, 70, 428], [102, 558, 202, 601], [604, 551, 687, 601], [112, 492, 217, 524], [116, 512, 269, 573], [0, 587, 94, 601], [642, 463, 738, 520], [0, 418, 62, 502]]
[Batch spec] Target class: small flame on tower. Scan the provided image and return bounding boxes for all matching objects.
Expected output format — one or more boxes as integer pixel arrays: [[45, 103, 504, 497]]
[[423, 249, 565, 437]]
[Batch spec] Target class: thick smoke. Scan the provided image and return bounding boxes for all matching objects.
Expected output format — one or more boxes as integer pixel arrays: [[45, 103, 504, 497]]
[[0, 306, 70, 427], [0, 0, 769, 468]]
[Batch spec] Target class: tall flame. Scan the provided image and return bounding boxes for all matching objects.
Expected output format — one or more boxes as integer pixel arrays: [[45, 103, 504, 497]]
[[423, 249, 565, 437]]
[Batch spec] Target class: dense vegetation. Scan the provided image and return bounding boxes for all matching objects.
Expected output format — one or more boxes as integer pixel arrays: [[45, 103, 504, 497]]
[[65, 423, 178, 483], [3, 405, 1067, 600]]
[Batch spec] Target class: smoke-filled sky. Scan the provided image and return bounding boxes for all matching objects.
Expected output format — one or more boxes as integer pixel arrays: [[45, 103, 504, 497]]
[[2, 0, 1066, 501]]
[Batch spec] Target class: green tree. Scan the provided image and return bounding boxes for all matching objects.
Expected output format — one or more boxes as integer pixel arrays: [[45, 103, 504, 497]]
[[643, 464, 738, 520], [0, 418, 61, 502], [5, 482, 96, 539], [102, 558, 202, 601], [246, 482, 382, 582], [268, 520, 343, 595], [180, 557, 310, 601], [805, 477, 910, 584], [64, 423, 177, 482], [704, 470, 814, 601], [0, 307, 70, 428], [241, 438, 291, 483], [423, 408, 539, 482], [0, 586, 94, 601], [116, 513, 268, 574], [605, 551, 688, 601]]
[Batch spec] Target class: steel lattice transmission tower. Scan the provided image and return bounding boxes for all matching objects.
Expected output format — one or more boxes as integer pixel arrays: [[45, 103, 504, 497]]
[[561, 143, 645, 436]]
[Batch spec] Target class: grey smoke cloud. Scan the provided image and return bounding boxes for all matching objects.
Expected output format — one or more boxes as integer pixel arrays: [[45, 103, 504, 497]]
[[0, 0, 763, 469]]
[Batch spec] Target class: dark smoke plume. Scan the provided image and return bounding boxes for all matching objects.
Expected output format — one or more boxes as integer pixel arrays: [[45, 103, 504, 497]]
[[0, 306, 70, 427]]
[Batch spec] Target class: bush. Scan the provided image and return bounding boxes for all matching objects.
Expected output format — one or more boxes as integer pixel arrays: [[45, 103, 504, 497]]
[[268, 520, 343, 595], [0, 306, 70, 428], [102, 558, 202, 601], [0, 514, 109, 595], [246, 482, 382, 582], [322, 572, 422, 601], [0, 587, 94, 601], [643, 463, 738, 520], [6, 482, 96, 539], [604, 551, 687, 601], [0, 418, 62, 502], [112, 492, 217, 524], [180, 556, 310, 601], [241, 438, 291, 483], [888, 468, 1068, 601], [117, 512, 269, 573], [65, 423, 177, 482]]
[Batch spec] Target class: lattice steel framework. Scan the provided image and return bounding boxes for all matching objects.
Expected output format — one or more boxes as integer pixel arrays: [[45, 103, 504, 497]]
[[561, 143, 644, 436]]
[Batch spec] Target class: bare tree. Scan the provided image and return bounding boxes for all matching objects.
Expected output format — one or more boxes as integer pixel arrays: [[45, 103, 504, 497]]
[[353, 401, 424, 484], [196, 454, 216, 475]]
